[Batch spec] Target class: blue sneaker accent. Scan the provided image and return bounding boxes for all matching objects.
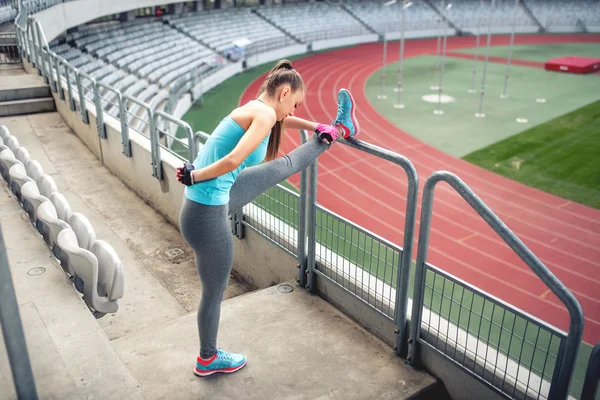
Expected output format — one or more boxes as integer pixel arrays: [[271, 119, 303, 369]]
[[194, 348, 247, 377], [331, 88, 360, 138]]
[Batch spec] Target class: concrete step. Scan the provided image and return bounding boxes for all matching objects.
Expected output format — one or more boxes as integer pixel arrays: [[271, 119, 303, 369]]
[[0, 85, 51, 102], [112, 282, 439, 400], [0, 97, 56, 117], [0, 73, 50, 102]]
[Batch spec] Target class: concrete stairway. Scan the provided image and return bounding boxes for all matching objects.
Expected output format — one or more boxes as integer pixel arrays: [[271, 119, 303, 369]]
[[0, 65, 55, 116]]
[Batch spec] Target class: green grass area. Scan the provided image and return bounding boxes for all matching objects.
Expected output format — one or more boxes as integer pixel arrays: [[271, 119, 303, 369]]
[[464, 100, 600, 209], [456, 42, 600, 63], [365, 54, 600, 157]]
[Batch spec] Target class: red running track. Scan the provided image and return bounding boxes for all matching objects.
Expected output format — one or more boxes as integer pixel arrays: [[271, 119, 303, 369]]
[[240, 34, 600, 344]]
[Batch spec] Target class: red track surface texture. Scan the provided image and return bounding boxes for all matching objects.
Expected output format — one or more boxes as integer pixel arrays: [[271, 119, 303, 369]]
[[240, 34, 600, 344]]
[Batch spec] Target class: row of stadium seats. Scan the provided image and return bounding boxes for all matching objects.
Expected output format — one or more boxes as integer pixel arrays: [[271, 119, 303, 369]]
[[344, 0, 445, 33], [0, 125, 124, 317], [164, 8, 297, 56], [439, 0, 538, 30], [0, 5, 17, 25], [526, 0, 600, 28], [255, 3, 372, 43]]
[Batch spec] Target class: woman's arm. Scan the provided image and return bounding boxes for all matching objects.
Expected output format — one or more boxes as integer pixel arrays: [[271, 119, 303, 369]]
[[284, 116, 318, 132], [190, 111, 276, 183]]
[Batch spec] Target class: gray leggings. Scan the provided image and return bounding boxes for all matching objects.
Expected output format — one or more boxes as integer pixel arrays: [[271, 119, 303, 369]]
[[179, 135, 329, 358]]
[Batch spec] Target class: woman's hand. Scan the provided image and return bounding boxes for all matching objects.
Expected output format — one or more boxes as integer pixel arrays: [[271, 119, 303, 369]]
[[315, 123, 343, 144], [176, 163, 195, 186]]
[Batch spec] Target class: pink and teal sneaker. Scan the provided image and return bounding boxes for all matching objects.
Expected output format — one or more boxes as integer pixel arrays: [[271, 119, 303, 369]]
[[332, 88, 360, 139], [194, 348, 247, 377]]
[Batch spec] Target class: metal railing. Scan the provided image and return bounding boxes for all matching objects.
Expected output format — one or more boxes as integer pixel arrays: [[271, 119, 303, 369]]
[[581, 342, 600, 400], [0, 33, 20, 64], [408, 171, 583, 400], [302, 136, 419, 356]]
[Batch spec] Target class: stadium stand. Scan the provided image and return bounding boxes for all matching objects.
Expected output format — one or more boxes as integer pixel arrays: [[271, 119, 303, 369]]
[[344, 0, 445, 33], [165, 8, 297, 57], [255, 2, 372, 43], [442, 0, 538, 32], [526, 0, 600, 31]]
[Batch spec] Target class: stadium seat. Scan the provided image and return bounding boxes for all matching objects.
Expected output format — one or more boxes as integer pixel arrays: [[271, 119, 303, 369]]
[[8, 163, 34, 202], [57, 229, 122, 314], [15, 146, 30, 165], [0, 125, 9, 141], [69, 212, 97, 251], [21, 181, 51, 227], [0, 148, 21, 183], [37, 173, 58, 198], [25, 159, 44, 184], [37, 201, 71, 262], [49, 191, 72, 223], [5, 134, 19, 153]]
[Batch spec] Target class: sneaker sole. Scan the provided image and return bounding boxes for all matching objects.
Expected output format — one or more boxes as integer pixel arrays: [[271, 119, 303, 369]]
[[193, 361, 247, 377], [342, 88, 360, 138]]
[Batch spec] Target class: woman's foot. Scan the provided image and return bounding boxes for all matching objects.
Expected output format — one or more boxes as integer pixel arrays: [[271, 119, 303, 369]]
[[194, 348, 247, 377], [332, 88, 360, 138]]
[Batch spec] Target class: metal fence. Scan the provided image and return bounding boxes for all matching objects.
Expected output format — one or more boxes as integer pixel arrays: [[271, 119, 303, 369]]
[[581, 342, 600, 400], [408, 171, 584, 400], [9, 4, 588, 400], [0, 33, 19, 64], [306, 136, 418, 355]]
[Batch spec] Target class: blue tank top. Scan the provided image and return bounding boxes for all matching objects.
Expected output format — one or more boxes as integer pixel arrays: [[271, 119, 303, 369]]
[[185, 112, 270, 206]]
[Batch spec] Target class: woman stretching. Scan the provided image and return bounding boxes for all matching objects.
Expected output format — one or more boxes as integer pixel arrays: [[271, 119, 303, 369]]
[[177, 59, 360, 377]]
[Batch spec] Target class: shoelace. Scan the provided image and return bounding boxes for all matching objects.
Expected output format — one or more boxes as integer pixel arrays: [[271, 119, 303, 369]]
[[217, 349, 233, 363], [335, 104, 345, 123]]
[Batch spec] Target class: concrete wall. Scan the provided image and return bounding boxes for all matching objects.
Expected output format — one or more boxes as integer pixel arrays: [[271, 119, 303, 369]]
[[245, 44, 308, 69], [34, 0, 186, 43], [312, 34, 379, 52], [385, 29, 457, 40]]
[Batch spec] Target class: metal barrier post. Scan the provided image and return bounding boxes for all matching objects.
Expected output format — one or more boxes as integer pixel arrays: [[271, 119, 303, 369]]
[[297, 129, 309, 288], [153, 110, 196, 162], [0, 225, 38, 399], [50, 53, 60, 94], [35, 20, 54, 89], [336, 137, 419, 356], [123, 95, 157, 177], [581, 342, 600, 400], [25, 18, 37, 71], [118, 93, 131, 157], [93, 81, 106, 139], [54, 55, 65, 100], [96, 82, 125, 142], [76, 70, 91, 124], [62, 61, 76, 111], [407, 171, 583, 400], [305, 148, 318, 293]]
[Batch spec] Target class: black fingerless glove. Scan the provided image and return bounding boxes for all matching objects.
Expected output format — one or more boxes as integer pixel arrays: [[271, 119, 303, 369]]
[[181, 162, 195, 186]]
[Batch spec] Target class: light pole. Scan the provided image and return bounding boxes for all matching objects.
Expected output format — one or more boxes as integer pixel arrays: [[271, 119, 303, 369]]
[[431, 7, 442, 90], [394, 0, 413, 109], [378, 0, 398, 100], [501, 0, 519, 99], [475, 0, 495, 118], [469, 0, 484, 94], [434, 2, 451, 115]]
